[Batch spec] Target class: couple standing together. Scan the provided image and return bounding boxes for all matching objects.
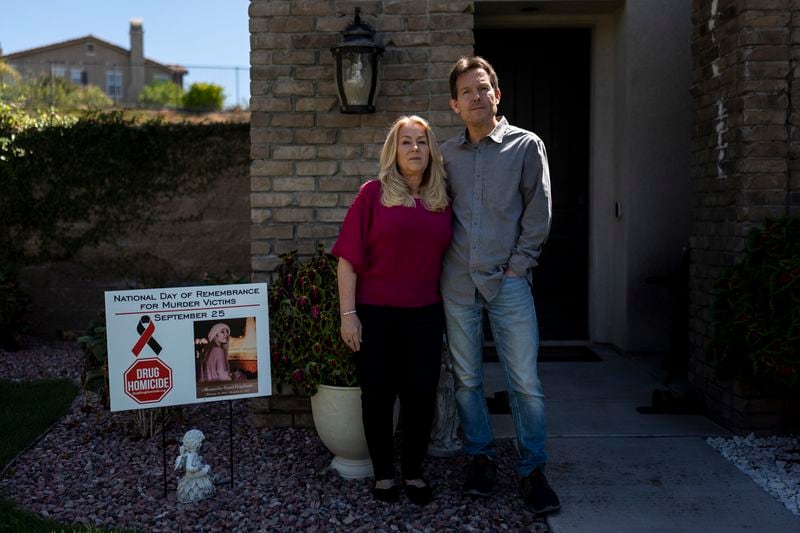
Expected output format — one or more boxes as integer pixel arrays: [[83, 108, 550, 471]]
[[331, 56, 560, 515]]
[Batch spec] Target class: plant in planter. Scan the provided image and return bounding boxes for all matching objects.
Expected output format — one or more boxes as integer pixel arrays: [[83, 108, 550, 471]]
[[268, 244, 356, 395], [269, 245, 371, 478], [709, 217, 800, 390]]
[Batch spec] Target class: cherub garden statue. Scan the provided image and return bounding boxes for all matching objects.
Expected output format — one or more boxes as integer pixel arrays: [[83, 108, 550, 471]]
[[174, 429, 215, 503]]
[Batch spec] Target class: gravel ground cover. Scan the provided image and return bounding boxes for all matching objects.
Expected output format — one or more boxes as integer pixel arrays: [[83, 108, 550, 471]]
[[707, 434, 800, 518], [0, 337, 549, 532], [0, 336, 84, 384], [9, 335, 798, 530]]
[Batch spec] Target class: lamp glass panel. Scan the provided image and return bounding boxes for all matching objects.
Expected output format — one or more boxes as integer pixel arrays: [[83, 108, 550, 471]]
[[341, 51, 373, 106]]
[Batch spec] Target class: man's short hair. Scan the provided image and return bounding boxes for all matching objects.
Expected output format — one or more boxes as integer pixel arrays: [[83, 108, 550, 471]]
[[449, 56, 499, 99]]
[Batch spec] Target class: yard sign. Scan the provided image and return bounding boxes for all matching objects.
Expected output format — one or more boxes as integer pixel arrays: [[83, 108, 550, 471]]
[[106, 283, 271, 412]]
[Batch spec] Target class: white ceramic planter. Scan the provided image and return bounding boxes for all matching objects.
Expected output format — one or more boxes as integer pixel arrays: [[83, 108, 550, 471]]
[[310, 384, 372, 479]]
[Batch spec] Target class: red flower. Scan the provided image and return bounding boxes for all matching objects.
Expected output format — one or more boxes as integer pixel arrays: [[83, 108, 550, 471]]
[[310, 305, 320, 319], [774, 366, 795, 381], [292, 369, 302, 382], [747, 329, 762, 345], [734, 312, 750, 323]]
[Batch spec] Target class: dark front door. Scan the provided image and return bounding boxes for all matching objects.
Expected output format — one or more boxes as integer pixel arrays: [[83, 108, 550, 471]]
[[474, 28, 591, 340]]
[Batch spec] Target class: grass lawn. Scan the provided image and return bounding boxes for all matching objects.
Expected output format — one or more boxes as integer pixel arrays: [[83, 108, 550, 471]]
[[0, 379, 78, 466], [0, 378, 108, 532]]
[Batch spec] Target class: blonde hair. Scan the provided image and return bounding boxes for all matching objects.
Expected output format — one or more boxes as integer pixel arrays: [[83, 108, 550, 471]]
[[378, 115, 449, 212]]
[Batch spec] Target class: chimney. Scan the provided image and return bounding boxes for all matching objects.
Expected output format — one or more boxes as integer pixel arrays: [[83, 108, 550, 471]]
[[130, 19, 144, 62], [128, 19, 145, 104]]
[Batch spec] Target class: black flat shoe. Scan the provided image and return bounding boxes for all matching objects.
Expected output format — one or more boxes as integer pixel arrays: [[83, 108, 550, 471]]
[[372, 483, 399, 503], [403, 479, 433, 506]]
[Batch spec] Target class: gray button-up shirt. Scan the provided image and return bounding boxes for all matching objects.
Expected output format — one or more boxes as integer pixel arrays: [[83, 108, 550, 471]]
[[440, 117, 552, 304]]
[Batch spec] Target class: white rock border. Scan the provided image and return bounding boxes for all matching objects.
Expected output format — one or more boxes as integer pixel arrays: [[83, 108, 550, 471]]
[[707, 434, 800, 517]]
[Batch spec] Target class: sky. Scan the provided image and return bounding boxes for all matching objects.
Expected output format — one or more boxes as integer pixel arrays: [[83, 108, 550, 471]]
[[1, 0, 251, 107]]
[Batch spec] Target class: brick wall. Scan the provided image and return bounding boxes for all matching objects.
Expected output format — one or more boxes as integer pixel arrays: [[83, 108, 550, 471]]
[[689, 0, 799, 432], [248, 0, 474, 281]]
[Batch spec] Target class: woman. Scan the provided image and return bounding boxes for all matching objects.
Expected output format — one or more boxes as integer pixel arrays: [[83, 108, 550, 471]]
[[332, 115, 452, 506], [199, 323, 232, 382]]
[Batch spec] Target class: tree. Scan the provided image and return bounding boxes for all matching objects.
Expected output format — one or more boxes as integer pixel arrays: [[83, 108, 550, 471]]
[[182, 82, 225, 111], [138, 79, 183, 109], [0, 60, 22, 102]]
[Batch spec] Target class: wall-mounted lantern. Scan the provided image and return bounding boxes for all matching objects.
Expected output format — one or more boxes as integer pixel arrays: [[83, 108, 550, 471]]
[[331, 7, 384, 114]]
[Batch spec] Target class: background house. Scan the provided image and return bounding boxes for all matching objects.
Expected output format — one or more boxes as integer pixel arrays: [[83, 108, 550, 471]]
[[248, 0, 798, 432], [2, 20, 186, 104]]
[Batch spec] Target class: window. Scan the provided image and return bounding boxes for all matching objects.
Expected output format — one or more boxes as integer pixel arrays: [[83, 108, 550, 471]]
[[106, 70, 123, 98], [154, 73, 168, 82], [51, 64, 66, 78], [70, 68, 84, 85], [86, 42, 95, 56]]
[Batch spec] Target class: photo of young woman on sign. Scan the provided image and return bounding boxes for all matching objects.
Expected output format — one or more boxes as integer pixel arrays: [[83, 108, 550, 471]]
[[193, 317, 259, 399]]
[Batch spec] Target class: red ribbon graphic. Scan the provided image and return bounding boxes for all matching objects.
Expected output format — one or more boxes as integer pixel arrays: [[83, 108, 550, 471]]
[[132, 315, 162, 356]]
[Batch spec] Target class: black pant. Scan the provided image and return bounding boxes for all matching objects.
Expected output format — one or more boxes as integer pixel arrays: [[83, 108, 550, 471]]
[[355, 302, 443, 480]]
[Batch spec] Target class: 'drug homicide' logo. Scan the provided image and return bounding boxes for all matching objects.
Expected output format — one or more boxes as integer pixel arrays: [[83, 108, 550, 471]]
[[124, 358, 173, 404], [124, 315, 172, 404]]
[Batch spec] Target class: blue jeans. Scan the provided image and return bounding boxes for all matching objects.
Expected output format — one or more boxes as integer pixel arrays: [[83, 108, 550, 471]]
[[444, 276, 547, 476]]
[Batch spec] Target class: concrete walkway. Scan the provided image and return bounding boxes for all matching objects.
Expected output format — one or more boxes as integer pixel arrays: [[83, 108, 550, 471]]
[[484, 346, 799, 532]]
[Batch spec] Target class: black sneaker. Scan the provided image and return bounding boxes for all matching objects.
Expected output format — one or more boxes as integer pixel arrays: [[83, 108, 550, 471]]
[[463, 454, 497, 497], [371, 482, 399, 503], [520, 468, 561, 515], [403, 478, 433, 506]]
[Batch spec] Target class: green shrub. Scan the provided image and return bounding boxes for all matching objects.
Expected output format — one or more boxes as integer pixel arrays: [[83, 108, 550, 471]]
[[67, 84, 113, 109], [709, 217, 800, 390], [138, 79, 183, 108], [182, 82, 225, 111], [0, 108, 249, 266], [0, 61, 21, 98], [15, 77, 112, 110], [0, 107, 248, 344], [78, 319, 108, 408]]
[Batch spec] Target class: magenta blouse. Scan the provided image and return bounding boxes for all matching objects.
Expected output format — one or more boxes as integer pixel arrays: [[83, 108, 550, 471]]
[[332, 180, 452, 308]]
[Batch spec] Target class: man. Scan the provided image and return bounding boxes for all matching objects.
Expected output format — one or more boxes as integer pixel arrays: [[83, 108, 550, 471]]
[[440, 56, 560, 515]]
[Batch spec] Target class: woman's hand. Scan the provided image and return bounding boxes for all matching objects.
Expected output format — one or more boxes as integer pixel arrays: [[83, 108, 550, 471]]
[[341, 313, 362, 352], [337, 257, 361, 352]]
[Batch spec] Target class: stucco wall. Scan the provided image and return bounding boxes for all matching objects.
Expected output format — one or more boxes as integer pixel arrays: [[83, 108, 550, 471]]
[[613, 0, 693, 351]]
